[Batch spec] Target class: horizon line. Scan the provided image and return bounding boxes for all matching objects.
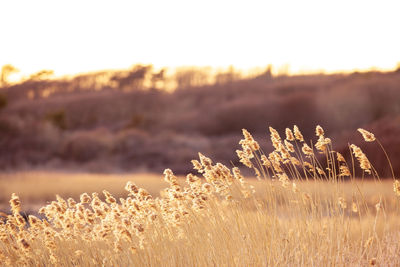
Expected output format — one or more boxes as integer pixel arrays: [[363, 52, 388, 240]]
[[4, 62, 400, 83]]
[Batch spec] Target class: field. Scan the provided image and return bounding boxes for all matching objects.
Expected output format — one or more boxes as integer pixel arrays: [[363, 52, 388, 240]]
[[0, 172, 164, 214], [1, 126, 400, 266], [0, 171, 396, 216], [2, 2, 399, 265]]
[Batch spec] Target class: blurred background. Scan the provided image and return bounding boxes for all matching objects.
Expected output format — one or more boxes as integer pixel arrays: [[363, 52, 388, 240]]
[[0, 0, 399, 178]]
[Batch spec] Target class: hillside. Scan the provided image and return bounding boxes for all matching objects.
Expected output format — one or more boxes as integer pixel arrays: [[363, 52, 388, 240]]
[[1, 68, 399, 175]]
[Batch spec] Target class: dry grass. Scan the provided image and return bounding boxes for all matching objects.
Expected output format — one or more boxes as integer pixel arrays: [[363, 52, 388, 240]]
[[0, 172, 165, 213], [1, 125, 400, 266], [0, 172, 396, 215]]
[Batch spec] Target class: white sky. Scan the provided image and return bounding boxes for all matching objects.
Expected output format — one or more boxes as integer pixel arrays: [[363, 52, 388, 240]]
[[0, 0, 399, 77]]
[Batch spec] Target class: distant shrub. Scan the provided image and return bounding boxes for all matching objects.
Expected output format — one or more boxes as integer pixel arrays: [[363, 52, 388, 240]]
[[0, 117, 19, 136], [198, 99, 278, 135], [60, 130, 112, 162], [0, 93, 7, 110], [114, 129, 149, 154], [45, 110, 67, 130], [126, 114, 145, 128]]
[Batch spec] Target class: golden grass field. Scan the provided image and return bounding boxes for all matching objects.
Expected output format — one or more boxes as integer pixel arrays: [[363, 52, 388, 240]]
[[0, 171, 397, 215], [0, 172, 165, 213], [1, 126, 400, 266]]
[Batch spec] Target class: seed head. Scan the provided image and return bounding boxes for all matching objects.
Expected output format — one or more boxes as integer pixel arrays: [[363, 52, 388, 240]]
[[285, 128, 295, 141], [125, 181, 139, 194], [191, 160, 203, 173], [302, 144, 313, 156], [375, 202, 381, 212], [292, 182, 299, 193], [352, 202, 358, 213], [338, 197, 347, 209], [67, 198, 77, 208], [269, 127, 281, 144], [236, 150, 253, 168], [336, 152, 346, 163], [315, 125, 324, 137], [315, 136, 330, 152], [241, 129, 260, 150], [284, 140, 295, 153], [186, 173, 199, 184], [9, 193, 21, 214], [350, 144, 371, 174], [28, 215, 40, 227], [19, 238, 30, 250], [290, 157, 301, 166], [198, 153, 213, 169], [103, 190, 116, 204], [261, 155, 271, 168], [357, 128, 376, 142], [232, 167, 244, 181], [316, 167, 325, 175], [339, 165, 351, 177], [278, 173, 289, 188], [80, 193, 91, 204], [163, 169, 177, 184], [393, 180, 400, 196], [293, 125, 304, 142], [279, 143, 290, 159]]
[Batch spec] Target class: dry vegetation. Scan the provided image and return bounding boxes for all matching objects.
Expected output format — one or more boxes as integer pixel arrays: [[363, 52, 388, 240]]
[[0, 172, 164, 214], [1, 125, 400, 266], [1, 68, 400, 175]]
